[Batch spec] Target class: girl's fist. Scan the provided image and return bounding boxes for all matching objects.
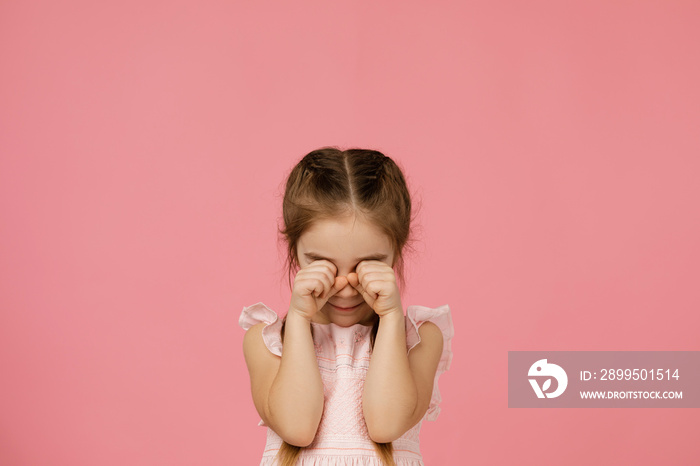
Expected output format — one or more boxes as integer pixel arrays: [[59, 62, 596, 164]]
[[289, 260, 347, 321], [347, 260, 403, 317]]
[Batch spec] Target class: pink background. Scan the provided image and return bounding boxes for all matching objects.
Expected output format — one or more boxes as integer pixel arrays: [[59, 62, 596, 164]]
[[1, 1, 699, 465]]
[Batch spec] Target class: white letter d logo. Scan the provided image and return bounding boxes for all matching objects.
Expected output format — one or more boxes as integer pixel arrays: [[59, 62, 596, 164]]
[[528, 359, 568, 398]]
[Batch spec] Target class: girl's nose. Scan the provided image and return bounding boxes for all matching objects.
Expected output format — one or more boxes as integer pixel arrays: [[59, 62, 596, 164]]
[[335, 275, 358, 297]]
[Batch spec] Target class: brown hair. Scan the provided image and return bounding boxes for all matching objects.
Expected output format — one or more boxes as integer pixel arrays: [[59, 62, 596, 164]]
[[274, 147, 419, 465]]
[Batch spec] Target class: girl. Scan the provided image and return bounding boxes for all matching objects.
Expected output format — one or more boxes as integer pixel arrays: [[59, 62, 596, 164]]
[[239, 147, 453, 465]]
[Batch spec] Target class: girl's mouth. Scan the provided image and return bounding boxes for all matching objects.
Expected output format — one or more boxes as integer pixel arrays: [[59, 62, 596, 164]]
[[330, 302, 362, 312]]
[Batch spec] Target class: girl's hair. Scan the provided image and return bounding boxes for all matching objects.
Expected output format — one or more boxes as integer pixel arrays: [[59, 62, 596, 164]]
[[274, 147, 418, 466]]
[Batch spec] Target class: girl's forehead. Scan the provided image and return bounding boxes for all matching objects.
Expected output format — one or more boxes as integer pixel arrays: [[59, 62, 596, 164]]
[[298, 217, 393, 261], [306, 215, 382, 235]]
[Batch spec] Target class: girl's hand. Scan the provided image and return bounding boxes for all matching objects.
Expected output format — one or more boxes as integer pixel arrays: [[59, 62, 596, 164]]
[[289, 260, 348, 321], [347, 260, 403, 318]]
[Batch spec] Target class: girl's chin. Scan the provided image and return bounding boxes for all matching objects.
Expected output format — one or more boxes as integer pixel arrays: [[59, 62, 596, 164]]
[[320, 304, 375, 326]]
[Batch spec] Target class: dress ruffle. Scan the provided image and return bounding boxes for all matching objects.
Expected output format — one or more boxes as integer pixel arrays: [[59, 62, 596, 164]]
[[404, 304, 454, 422], [238, 302, 283, 357]]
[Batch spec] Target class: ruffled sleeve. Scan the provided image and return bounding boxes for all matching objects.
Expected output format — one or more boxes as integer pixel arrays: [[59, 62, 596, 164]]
[[405, 304, 453, 422], [239, 302, 283, 357], [239, 302, 284, 428]]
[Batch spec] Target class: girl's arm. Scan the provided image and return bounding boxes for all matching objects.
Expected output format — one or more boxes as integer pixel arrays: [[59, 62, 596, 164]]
[[243, 309, 324, 447], [362, 311, 444, 443]]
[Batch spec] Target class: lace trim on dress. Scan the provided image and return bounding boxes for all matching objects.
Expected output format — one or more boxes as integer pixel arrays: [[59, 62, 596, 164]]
[[260, 456, 425, 466]]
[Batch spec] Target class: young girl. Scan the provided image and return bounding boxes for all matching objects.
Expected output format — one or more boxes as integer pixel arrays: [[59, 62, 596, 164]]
[[239, 147, 453, 465]]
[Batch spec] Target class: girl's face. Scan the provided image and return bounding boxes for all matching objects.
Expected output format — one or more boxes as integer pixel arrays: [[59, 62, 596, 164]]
[[296, 214, 395, 327]]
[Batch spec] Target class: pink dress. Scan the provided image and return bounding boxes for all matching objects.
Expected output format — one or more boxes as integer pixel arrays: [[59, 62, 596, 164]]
[[239, 302, 453, 466]]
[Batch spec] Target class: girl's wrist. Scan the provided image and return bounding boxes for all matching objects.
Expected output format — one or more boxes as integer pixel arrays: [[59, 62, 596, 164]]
[[378, 308, 405, 322], [287, 307, 315, 325]]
